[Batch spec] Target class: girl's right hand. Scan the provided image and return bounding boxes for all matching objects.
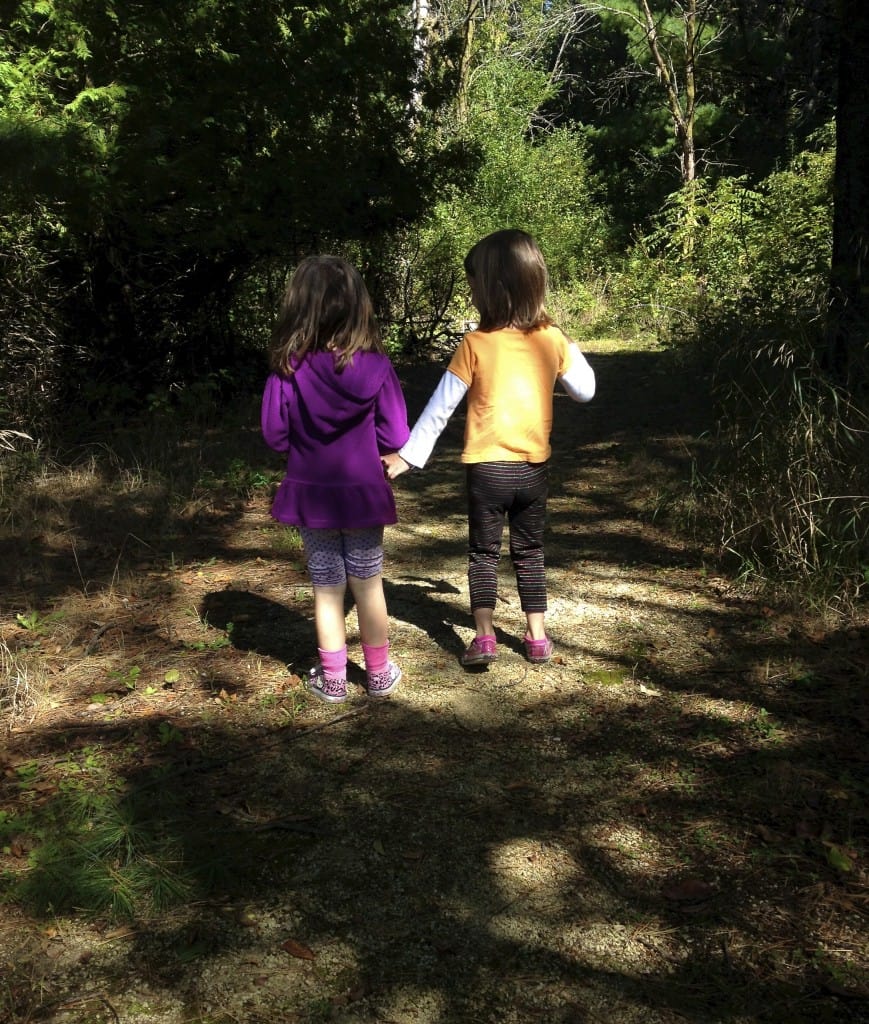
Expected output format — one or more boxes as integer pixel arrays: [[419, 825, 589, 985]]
[[382, 452, 411, 480]]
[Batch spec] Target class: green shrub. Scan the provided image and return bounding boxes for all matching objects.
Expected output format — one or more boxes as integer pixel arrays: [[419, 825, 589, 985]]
[[623, 128, 866, 606], [370, 49, 613, 352]]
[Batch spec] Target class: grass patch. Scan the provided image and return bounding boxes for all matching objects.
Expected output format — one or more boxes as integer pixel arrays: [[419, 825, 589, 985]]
[[0, 639, 41, 727], [1, 748, 195, 918], [583, 668, 629, 687]]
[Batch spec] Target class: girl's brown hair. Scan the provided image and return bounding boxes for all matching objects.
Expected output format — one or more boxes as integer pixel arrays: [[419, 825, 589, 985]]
[[463, 229, 554, 332], [269, 255, 385, 375]]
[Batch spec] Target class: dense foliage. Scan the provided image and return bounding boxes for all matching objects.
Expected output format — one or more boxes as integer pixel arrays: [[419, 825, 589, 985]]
[[550, 0, 839, 240], [0, 0, 463, 421], [372, 2, 612, 348], [621, 132, 867, 601], [1, 0, 865, 604]]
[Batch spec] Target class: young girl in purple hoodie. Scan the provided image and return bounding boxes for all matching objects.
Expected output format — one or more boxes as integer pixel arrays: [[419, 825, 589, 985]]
[[261, 256, 410, 703]]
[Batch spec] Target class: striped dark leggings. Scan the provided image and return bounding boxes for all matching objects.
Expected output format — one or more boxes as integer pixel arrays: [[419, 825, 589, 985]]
[[466, 461, 548, 614]]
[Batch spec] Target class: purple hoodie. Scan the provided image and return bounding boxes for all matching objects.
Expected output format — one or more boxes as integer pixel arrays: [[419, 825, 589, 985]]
[[261, 351, 410, 529]]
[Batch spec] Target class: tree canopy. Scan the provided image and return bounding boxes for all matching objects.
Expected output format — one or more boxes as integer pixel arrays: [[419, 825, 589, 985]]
[[0, 0, 464, 407]]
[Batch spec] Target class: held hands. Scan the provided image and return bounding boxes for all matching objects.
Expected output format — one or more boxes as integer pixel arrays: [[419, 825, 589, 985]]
[[382, 451, 411, 480]]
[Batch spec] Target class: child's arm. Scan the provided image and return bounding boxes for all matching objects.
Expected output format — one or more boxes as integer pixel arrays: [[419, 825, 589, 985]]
[[375, 363, 411, 453], [261, 374, 292, 452], [559, 343, 596, 402], [383, 370, 467, 479]]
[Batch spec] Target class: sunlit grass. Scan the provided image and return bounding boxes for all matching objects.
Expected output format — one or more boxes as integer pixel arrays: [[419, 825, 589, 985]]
[[0, 638, 41, 728]]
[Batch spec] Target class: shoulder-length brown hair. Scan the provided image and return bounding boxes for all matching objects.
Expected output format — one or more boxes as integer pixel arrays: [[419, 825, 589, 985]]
[[269, 255, 385, 375], [463, 229, 554, 332]]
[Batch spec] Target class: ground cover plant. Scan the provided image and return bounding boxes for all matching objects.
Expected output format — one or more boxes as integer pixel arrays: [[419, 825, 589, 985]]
[[0, 338, 866, 1024]]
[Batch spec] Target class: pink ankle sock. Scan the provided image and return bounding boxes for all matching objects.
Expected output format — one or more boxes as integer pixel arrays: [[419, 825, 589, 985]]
[[318, 646, 347, 681], [362, 641, 389, 675]]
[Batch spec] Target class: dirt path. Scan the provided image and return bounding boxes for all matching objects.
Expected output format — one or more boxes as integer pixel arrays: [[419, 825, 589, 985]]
[[1, 343, 866, 1024]]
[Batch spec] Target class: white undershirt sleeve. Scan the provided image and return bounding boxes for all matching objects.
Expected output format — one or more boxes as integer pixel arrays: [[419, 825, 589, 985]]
[[559, 343, 596, 402], [398, 369, 468, 469]]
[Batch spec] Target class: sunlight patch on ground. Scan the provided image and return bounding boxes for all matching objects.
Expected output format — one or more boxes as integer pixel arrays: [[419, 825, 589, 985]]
[[376, 988, 448, 1023], [488, 838, 582, 907], [579, 822, 675, 882], [557, 920, 680, 971], [449, 686, 515, 727], [678, 693, 752, 723]]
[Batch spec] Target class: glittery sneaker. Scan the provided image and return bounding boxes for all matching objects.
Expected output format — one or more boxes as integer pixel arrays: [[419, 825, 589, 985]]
[[523, 635, 554, 664], [460, 635, 498, 666], [307, 665, 347, 704], [367, 661, 402, 698]]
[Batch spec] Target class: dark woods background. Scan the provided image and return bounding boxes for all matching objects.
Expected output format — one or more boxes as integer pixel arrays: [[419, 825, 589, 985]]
[[0, 0, 464, 421], [1, 0, 867, 601]]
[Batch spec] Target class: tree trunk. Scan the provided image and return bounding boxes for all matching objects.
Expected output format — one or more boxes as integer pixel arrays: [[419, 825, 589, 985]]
[[637, 0, 697, 185], [456, 0, 481, 122], [826, 0, 869, 392]]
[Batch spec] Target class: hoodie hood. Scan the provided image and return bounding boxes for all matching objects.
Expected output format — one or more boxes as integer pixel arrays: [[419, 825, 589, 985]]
[[291, 350, 389, 441]]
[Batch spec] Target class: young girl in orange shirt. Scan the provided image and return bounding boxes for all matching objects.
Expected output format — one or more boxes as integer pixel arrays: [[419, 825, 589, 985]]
[[383, 229, 595, 666]]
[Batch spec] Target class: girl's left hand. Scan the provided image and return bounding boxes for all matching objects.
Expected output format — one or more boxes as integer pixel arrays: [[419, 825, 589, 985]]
[[382, 452, 410, 480]]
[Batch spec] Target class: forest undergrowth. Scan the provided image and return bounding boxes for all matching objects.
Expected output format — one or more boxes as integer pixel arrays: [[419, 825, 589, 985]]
[[0, 338, 866, 1024]]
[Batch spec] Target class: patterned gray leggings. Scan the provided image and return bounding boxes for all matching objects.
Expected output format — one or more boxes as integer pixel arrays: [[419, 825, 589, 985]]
[[298, 526, 384, 587]]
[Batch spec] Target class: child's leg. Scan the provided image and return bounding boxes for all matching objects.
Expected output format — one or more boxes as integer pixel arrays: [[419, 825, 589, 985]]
[[466, 463, 508, 636], [312, 584, 348, 653], [344, 528, 400, 696], [299, 528, 348, 701], [348, 573, 398, 684], [347, 574, 389, 648], [524, 610, 546, 641], [507, 463, 551, 652], [472, 606, 495, 636], [300, 527, 349, 653], [342, 527, 388, 646]]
